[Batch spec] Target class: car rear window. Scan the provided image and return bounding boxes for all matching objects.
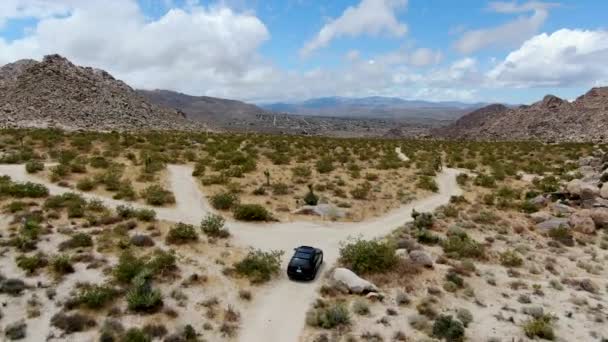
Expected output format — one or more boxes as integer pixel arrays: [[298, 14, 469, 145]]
[[294, 252, 312, 259], [290, 257, 310, 267]]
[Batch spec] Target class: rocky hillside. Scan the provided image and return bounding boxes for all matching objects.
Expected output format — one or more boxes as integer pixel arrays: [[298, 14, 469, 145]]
[[137, 89, 266, 128], [436, 88, 608, 142], [0, 55, 200, 131]]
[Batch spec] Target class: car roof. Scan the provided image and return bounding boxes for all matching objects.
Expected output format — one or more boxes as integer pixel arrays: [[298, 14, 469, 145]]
[[295, 246, 317, 253]]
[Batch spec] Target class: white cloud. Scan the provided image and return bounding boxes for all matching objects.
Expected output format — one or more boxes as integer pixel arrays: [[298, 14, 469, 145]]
[[0, 1, 270, 97], [488, 29, 608, 87], [454, 1, 556, 54], [408, 48, 442, 67], [300, 0, 408, 57]]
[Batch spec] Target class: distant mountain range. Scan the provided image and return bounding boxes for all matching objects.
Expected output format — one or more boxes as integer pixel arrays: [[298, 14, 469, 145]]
[[260, 96, 487, 120], [435, 88, 608, 142]]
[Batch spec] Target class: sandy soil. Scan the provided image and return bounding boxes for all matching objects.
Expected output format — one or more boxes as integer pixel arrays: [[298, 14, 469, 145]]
[[0, 163, 462, 342]]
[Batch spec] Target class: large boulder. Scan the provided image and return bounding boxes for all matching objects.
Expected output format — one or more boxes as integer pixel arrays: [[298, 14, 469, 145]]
[[530, 195, 548, 207], [530, 211, 552, 224], [567, 179, 583, 196], [332, 268, 378, 294], [580, 183, 600, 200], [569, 210, 596, 234], [409, 250, 433, 268], [590, 208, 608, 228], [536, 217, 570, 231], [551, 203, 575, 215], [601, 184, 608, 199]]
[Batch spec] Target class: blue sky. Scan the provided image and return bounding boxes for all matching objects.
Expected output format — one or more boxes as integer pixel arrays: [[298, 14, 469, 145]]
[[1, 0, 607, 104]]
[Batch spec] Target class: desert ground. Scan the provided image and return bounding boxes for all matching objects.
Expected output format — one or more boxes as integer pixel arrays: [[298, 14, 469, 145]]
[[0, 129, 606, 342]]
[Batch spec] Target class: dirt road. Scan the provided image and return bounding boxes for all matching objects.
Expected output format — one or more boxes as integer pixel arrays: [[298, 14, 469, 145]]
[[0, 164, 461, 342]]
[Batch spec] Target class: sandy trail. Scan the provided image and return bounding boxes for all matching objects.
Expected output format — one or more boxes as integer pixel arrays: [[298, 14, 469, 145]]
[[0, 164, 461, 342]]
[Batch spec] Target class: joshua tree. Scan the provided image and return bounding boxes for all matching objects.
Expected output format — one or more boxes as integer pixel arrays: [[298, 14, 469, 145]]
[[264, 169, 271, 186]]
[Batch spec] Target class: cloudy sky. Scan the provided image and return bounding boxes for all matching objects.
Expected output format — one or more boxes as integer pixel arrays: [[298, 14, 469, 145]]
[[0, 0, 607, 104]]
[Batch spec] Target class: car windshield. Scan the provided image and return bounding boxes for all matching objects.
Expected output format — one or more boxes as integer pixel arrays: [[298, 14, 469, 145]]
[[294, 252, 312, 259]]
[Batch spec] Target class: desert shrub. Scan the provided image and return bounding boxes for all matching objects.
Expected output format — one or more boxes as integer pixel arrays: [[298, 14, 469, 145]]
[[500, 250, 523, 267], [233, 249, 284, 283], [456, 308, 473, 327], [456, 173, 469, 186], [306, 302, 350, 329], [339, 238, 397, 274], [114, 182, 137, 201], [74, 284, 119, 309], [16, 253, 48, 274], [233, 204, 273, 221], [25, 160, 44, 173], [417, 176, 438, 192], [442, 234, 485, 259], [51, 312, 96, 333], [533, 176, 560, 193], [76, 178, 96, 191], [114, 251, 147, 283], [432, 315, 465, 342], [89, 156, 110, 168], [145, 249, 177, 277], [123, 328, 151, 342], [352, 300, 370, 315], [200, 214, 230, 238], [316, 157, 335, 174], [350, 182, 372, 200], [135, 208, 156, 222], [252, 186, 266, 195], [210, 192, 239, 210], [141, 185, 175, 206], [59, 232, 93, 250], [51, 254, 75, 275], [304, 184, 319, 206], [520, 200, 539, 213], [127, 270, 163, 313], [272, 183, 290, 195], [548, 226, 574, 247], [0, 180, 49, 198], [416, 229, 441, 245], [117, 204, 136, 218], [5, 200, 27, 213], [166, 223, 198, 245], [44, 192, 86, 210], [412, 210, 434, 230], [474, 174, 496, 188], [292, 165, 312, 181], [523, 314, 555, 340], [50, 164, 70, 181]]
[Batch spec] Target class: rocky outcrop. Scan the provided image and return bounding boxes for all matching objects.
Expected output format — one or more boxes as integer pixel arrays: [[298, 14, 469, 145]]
[[332, 268, 378, 294], [435, 87, 608, 142], [0, 55, 201, 131], [569, 210, 596, 234], [409, 250, 433, 268]]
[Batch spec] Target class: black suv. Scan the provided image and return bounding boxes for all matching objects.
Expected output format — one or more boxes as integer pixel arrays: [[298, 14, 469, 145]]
[[287, 246, 323, 281]]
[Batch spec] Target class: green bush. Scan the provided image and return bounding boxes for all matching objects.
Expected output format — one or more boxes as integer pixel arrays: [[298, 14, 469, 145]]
[[141, 185, 175, 206], [0, 180, 49, 198], [316, 157, 335, 174], [412, 210, 434, 230], [74, 284, 118, 309], [234, 249, 284, 283], [548, 226, 574, 247], [210, 192, 239, 210], [306, 302, 350, 329], [474, 174, 496, 188], [500, 250, 523, 267], [417, 176, 439, 192], [25, 160, 44, 174], [76, 178, 96, 191], [16, 253, 48, 274], [51, 254, 75, 275], [166, 223, 198, 245], [339, 238, 397, 274], [127, 270, 163, 313], [456, 173, 469, 186], [442, 234, 485, 259], [201, 214, 230, 238], [135, 208, 156, 222], [432, 315, 465, 342], [350, 182, 372, 200], [233, 204, 273, 221], [523, 314, 555, 340], [59, 232, 93, 250], [114, 251, 147, 283], [123, 328, 151, 342]]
